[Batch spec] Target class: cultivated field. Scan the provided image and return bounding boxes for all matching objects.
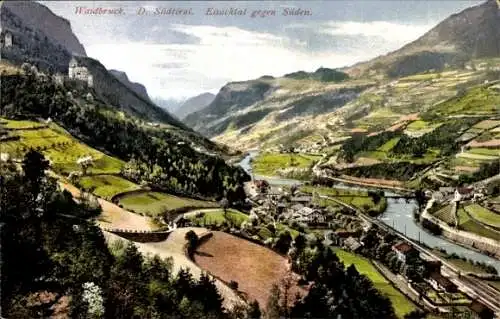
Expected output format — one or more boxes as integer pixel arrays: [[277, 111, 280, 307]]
[[118, 191, 217, 217], [464, 204, 500, 229], [0, 119, 124, 175], [300, 185, 387, 213], [457, 208, 500, 242], [334, 248, 417, 318], [186, 209, 249, 227], [194, 231, 303, 307], [78, 175, 140, 200], [252, 152, 321, 176], [60, 182, 155, 231], [433, 205, 455, 225]]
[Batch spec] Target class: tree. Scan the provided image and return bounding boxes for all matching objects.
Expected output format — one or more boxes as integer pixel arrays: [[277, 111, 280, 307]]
[[247, 300, 262, 318], [185, 230, 199, 255], [404, 309, 426, 319], [229, 280, 239, 290], [22, 149, 49, 199], [266, 284, 282, 319], [220, 197, 230, 219], [274, 231, 292, 255]]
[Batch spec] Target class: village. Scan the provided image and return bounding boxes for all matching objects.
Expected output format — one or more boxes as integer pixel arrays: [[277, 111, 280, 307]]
[[177, 177, 499, 318]]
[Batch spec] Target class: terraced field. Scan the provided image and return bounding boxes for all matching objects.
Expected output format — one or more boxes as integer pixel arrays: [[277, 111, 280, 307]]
[[456, 152, 498, 161], [0, 119, 124, 174], [467, 148, 500, 156], [252, 152, 322, 176], [472, 120, 500, 130], [464, 204, 500, 229], [433, 205, 455, 225], [118, 191, 217, 217], [457, 208, 500, 242], [78, 175, 141, 200]]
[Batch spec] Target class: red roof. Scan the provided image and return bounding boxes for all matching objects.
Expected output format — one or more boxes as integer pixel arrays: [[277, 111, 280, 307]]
[[457, 187, 474, 195], [392, 242, 414, 254]]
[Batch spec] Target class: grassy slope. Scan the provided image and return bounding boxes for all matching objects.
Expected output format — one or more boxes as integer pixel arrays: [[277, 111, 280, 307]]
[[118, 191, 217, 217], [78, 175, 140, 200], [1, 119, 124, 174], [187, 209, 249, 227], [300, 185, 386, 213], [457, 208, 500, 241], [430, 85, 500, 116], [252, 152, 322, 176], [334, 248, 416, 318], [464, 204, 500, 228]]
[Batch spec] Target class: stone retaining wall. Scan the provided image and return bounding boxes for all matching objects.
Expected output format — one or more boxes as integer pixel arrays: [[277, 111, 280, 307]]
[[102, 228, 171, 243]]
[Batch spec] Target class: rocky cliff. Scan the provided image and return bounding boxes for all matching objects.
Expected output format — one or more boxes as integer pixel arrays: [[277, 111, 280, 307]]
[[73, 56, 186, 127], [0, 2, 72, 72], [1, 1, 86, 56], [109, 70, 152, 102]]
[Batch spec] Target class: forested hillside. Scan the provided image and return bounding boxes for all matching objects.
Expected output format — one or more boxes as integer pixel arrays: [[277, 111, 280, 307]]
[[0, 69, 249, 201]]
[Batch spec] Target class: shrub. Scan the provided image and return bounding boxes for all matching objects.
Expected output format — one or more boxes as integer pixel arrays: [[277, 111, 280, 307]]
[[228, 280, 239, 290]]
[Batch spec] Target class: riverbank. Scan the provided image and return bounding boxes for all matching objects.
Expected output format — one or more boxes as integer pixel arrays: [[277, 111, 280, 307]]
[[421, 204, 500, 259], [238, 151, 500, 273]]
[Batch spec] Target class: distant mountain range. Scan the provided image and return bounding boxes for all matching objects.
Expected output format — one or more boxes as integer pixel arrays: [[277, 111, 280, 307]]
[[182, 0, 500, 150], [346, 0, 500, 77], [154, 93, 215, 120], [175, 93, 215, 120]]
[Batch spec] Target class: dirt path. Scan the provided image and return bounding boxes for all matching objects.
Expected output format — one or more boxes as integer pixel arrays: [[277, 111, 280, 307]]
[[58, 181, 155, 231], [103, 228, 244, 309]]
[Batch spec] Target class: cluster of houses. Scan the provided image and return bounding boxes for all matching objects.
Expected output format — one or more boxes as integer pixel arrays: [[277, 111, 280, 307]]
[[433, 186, 486, 203], [248, 179, 334, 227], [339, 233, 494, 318]]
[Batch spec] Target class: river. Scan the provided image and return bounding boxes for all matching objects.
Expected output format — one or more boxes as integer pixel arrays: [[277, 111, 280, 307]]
[[239, 151, 500, 272]]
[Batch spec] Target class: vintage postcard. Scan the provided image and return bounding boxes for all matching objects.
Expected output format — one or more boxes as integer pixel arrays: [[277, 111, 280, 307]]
[[1, 1, 499, 318]]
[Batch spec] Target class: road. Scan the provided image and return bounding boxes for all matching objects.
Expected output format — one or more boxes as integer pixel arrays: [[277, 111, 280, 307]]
[[319, 193, 500, 314]]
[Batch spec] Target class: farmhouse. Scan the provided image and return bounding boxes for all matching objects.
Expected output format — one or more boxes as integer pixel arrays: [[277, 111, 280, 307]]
[[343, 236, 362, 253], [428, 271, 457, 293], [293, 206, 325, 224], [391, 241, 416, 263], [454, 187, 474, 202]]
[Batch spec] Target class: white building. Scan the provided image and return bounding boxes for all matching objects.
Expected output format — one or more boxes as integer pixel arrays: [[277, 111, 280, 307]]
[[68, 57, 93, 87], [1, 31, 13, 48], [454, 187, 474, 202]]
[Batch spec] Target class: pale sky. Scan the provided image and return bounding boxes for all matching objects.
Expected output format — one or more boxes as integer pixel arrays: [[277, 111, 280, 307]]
[[41, 1, 482, 100]]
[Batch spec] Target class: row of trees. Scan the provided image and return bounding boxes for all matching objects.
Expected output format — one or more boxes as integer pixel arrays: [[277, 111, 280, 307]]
[[0, 151, 254, 318], [287, 235, 398, 318], [0, 72, 250, 201]]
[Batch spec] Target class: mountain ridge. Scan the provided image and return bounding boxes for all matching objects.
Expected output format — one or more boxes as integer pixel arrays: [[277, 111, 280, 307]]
[[346, 0, 500, 77], [176, 92, 215, 120]]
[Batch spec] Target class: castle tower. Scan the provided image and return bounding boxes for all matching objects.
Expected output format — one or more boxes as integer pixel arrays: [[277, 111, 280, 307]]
[[68, 57, 78, 78], [4, 32, 12, 47]]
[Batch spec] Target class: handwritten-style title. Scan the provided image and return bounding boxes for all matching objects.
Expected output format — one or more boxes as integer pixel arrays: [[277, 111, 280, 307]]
[[74, 6, 312, 17]]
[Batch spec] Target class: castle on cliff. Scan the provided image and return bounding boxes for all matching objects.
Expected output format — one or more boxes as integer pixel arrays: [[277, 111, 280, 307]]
[[68, 57, 93, 87]]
